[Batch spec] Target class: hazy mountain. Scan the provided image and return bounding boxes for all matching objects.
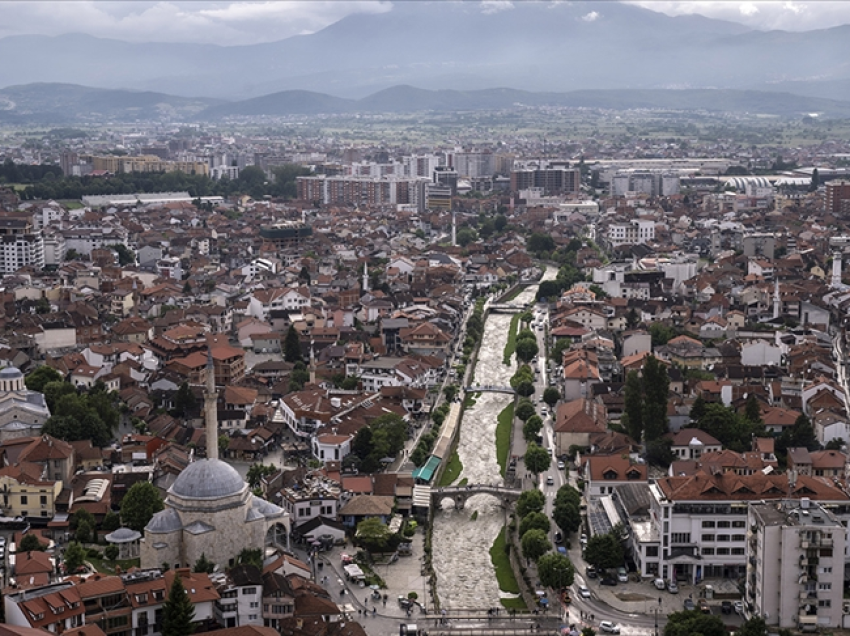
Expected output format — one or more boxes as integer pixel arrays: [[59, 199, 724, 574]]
[[0, 83, 220, 123], [2, 2, 850, 101]]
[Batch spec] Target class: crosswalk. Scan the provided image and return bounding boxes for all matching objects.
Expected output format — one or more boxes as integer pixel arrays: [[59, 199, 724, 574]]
[[563, 607, 657, 636]]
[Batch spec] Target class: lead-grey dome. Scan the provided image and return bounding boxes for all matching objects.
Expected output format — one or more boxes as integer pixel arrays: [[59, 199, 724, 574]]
[[170, 459, 245, 499], [0, 367, 23, 379]]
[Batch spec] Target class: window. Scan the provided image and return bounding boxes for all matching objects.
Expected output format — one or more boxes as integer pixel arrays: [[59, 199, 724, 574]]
[[717, 521, 730, 528], [249, 615, 258, 621], [40, 496, 47, 505], [818, 583, 832, 591], [717, 535, 730, 542], [701, 521, 715, 528], [20, 495, 28, 505], [821, 567, 833, 574], [731, 548, 745, 555], [732, 534, 745, 542], [671, 533, 691, 544], [646, 546, 658, 557], [701, 534, 715, 542], [249, 602, 259, 609], [716, 548, 730, 555], [820, 548, 833, 558], [242, 588, 257, 595], [732, 520, 746, 528], [819, 600, 832, 608], [702, 548, 715, 556]]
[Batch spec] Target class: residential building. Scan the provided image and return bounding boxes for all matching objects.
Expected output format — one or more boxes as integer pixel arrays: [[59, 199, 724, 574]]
[[0, 218, 44, 274]]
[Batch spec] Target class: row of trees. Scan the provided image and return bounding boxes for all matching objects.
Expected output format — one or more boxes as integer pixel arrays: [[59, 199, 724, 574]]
[[514, 489, 575, 591], [622, 355, 670, 444]]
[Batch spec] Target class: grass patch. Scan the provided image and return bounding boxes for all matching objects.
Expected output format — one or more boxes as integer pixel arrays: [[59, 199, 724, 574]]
[[490, 527, 522, 596], [470, 510, 478, 521], [496, 402, 514, 477], [88, 556, 140, 574], [458, 477, 468, 487], [501, 597, 528, 610], [58, 199, 84, 210], [502, 286, 524, 302], [503, 314, 521, 365], [439, 450, 463, 487], [463, 391, 480, 409]]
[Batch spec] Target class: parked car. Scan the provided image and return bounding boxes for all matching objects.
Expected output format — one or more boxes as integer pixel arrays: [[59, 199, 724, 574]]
[[667, 580, 679, 594], [653, 578, 666, 590], [617, 567, 629, 583], [683, 598, 695, 611], [580, 533, 588, 547], [699, 599, 711, 614], [578, 584, 591, 599], [600, 576, 618, 586], [585, 565, 597, 579], [721, 601, 732, 614], [554, 531, 563, 544], [600, 621, 621, 634], [734, 600, 744, 615]]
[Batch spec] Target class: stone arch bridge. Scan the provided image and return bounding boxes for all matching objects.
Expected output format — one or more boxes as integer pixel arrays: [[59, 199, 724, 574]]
[[431, 484, 524, 510]]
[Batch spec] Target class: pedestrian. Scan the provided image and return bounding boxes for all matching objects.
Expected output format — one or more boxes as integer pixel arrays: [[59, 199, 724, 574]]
[[383, 598, 387, 607], [358, 609, 362, 616], [372, 607, 376, 617]]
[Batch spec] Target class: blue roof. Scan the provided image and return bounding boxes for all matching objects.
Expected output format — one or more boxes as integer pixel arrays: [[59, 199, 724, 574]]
[[412, 455, 442, 483]]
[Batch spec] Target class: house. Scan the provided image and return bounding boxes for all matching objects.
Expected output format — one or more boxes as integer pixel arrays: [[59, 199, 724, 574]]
[[553, 398, 607, 456], [668, 428, 722, 461], [337, 495, 394, 528], [582, 454, 647, 500]]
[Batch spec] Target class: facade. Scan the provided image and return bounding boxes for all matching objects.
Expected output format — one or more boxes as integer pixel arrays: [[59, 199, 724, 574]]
[[0, 218, 44, 274], [747, 500, 845, 631], [826, 180, 850, 215], [0, 368, 51, 441]]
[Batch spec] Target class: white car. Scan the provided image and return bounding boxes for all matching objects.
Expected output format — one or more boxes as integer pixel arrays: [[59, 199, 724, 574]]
[[578, 584, 591, 599], [653, 578, 666, 590], [600, 621, 620, 634], [557, 460, 565, 470], [734, 600, 744, 615]]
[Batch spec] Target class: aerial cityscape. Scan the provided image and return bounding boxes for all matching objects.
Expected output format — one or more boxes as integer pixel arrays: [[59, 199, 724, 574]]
[[3, 2, 850, 636]]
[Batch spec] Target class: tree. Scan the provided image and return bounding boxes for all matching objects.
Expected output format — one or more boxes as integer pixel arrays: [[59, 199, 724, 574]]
[[456, 227, 478, 247], [237, 548, 263, 568], [543, 387, 560, 409], [246, 463, 276, 488], [515, 399, 536, 422], [551, 338, 571, 364], [520, 528, 551, 562], [809, 168, 820, 192], [516, 489, 545, 518], [649, 322, 675, 347], [163, 575, 196, 636], [826, 438, 845, 451], [553, 501, 581, 534], [735, 616, 768, 636], [527, 233, 556, 254], [642, 356, 669, 441], [25, 365, 62, 392], [19, 533, 45, 552], [75, 519, 93, 544], [64, 541, 86, 574], [622, 370, 644, 443], [744, 394, 763, 425], [663, 610, 726, 636], [583, 533, 624, 571], [121, 482, 164, 532], [350, 413, 407, 474], [71, 508, 96, 531], [523, 416, 544, 443], [193, 553, 215, 574], [355, 517, 399, 554], [646, 438, 675, 468], [172, 382, 197, 418], [524, 442, 551, 476], [519, 511, 551, 537], [689, 395, 707, 422], [109, 243, 136, 266], [104, 545, 119, 561], [515, 338, 539, 363], [443, 384, 459, 402], [555, 484, 581, 508], [102, 510, 121, 533], [283, 326, 302, 363], [537, 552, 575, 590]]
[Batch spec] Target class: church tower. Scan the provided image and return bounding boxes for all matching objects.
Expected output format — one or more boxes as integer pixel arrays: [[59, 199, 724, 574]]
[[204, 349, 218, 461]]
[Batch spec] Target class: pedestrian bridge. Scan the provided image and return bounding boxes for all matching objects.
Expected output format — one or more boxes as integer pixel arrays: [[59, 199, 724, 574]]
[[431, 484, 524, 510], [488, 303, 526, 314], [464, 385, 515, 395]]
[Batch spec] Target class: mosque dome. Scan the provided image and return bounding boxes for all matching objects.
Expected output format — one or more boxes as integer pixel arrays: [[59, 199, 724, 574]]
[[170, 459, 246, 500]]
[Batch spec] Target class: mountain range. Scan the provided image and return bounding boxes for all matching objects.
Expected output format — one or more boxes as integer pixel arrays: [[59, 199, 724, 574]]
[[2, 1, 850, 104]]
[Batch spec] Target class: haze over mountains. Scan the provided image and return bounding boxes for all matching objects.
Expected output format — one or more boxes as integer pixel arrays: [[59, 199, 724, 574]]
[[2, 1, 850, 122]]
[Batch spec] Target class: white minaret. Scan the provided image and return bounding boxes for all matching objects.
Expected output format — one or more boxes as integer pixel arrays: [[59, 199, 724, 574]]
[[832, 250, 843, 289], [362, 261, 369, 293], [452, 210, 457, 247], [204, 349, 218, 461], [773, 278, 781, 319]]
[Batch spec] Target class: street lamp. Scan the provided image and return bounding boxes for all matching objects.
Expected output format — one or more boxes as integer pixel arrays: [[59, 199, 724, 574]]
[[650, 597, 662, 636]]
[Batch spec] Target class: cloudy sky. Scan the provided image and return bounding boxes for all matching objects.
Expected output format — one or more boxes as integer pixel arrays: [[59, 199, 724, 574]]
[[1, 1, 849, 45]]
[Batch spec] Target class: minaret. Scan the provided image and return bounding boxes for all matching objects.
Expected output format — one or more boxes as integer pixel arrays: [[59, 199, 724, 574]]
[[204, 349, 218, 461], [452, 210, 457, 247], [309, 339, 316, 385], [362, 261, 369, 293], [773, 278, 781, 320], [832, 250, 843, 289]]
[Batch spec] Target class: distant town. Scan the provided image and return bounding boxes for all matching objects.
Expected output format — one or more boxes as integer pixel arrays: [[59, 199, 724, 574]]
[[0, 110, 850, 636]]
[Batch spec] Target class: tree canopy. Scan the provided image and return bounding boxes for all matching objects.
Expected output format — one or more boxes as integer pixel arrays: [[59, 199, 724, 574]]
[[40, 381, 120, 448], [516, 489, 545, 518], [519, 511, 551, 537], [583, 532, 624, 571], [543, 387, 560, 408], [520, 528, 551, 562], [120, 481, 165, 532], [524, 442, 551, 476], [537, 552, 575, 590], [663, 610, 726, 636], [25, 365, 63, 392], [350, 413, 407, 474], [163, 575, 196, 636]]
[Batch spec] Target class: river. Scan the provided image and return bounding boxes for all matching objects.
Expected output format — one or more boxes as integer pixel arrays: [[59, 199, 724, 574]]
[[432, 269, 556, 608]]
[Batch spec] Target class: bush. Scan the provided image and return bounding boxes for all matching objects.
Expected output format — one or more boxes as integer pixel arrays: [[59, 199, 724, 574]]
[[86, 548, 102, 559], [104, 545, 119, 561]]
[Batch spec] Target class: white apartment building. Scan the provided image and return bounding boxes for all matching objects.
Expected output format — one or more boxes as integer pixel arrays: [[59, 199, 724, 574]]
[[0, 218, 44, 274], [606, 219, 655, 247], [747, 500, 845, 631]]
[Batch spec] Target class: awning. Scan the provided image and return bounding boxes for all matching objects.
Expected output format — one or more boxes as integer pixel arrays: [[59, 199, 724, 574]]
[[412, 455, 441, 483]]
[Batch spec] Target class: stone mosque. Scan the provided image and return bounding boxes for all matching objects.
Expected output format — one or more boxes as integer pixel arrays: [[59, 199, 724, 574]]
[[140, 353, 289, 569]]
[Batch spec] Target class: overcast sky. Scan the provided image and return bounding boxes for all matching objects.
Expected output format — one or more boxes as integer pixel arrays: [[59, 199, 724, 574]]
[[1, 1, 849, 45]]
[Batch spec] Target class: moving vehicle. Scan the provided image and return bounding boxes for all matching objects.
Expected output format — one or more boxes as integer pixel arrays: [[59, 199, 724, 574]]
[[734, 600, 744, 615], [585, 565, 597, 579], [667, 580, 679, 594], [698, 599, 711, 614], [683, 598, 695, 611], [580, 533, 588, 547], [554, 531, 563, 544], [721, 601, 732, 614], [578, 585, 591, 599], [557, 460, 565, 470], [546, 475, 554, 486], [600, 621, 621, 634]]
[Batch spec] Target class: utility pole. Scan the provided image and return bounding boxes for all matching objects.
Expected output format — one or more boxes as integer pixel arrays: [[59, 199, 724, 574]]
[[651, 597, 662, 636]]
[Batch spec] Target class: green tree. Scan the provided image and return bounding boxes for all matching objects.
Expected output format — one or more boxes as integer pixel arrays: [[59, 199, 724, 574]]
[[456, 227, 478, 247], [553, 501, 581, 534], [193, 553, 215, 574], [550, 338, 571, 364], [515, 399, 536, 422], [350, 413, 407, 474], [443, 384, 459, 402], [543, 387, 560, 409], [19, 533, 45, 552], [809, 168, 820, 192], [520, 528, 551, 562], [355, 517, 398, 554], [25, 365, 63, 392], [735, 616, 767, 636], [524, 442, 551, 476], [64, 541, 86, 574], [523, 415, 544, 443], [519, 511, 551, 537], [246, 463, 276, 488], [283, 326, 302, 363], [555, 484, 581, 508], [163, 575, 196, 636], [172, 382, 197, 418], [120, 482, 165, 532], [109, 243, 136, 266], [102, 510, 121, 533], [622, 370, 644, 443], [663, 610, 726, 636], [75, 519, 93, 544], [744, 394, 763, 425], [104, 545, 119, 561], [537, 552, 575, 590], [642, 355, 669, 441], [689, 394, 707, 422], [649, 322, 675, 347], [71, 508, 96, 531], [583, 532, 624, 571], [516, 489, 545, 518], [527, 233, 556, 254], [515, 338, 539, 363], [237, 548, 263, 568], [646, 438, 675, 468], [494, 214, 507, 232]]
